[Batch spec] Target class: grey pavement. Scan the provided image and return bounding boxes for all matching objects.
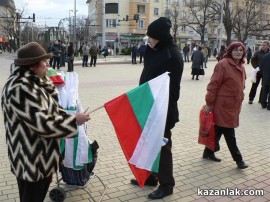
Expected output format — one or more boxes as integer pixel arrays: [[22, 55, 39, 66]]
[[0, 52, 269, 202]]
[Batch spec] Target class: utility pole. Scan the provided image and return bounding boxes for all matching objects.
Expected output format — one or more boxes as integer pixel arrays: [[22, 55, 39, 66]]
[[102, 0, 106, 48], [16, 12, 35, 48], [69, 10, 73, 42]]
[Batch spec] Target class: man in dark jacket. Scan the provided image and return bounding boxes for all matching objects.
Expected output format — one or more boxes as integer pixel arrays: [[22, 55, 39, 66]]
[[260, 52, 270, 109], [183, 44, 190, 62], [131, 44, 138, 64], [130, 17, 183, 200], [248, 41, 269, 104]]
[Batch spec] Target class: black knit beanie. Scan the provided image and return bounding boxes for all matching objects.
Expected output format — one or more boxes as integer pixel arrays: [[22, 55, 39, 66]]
[[147, 17, 172, 41]]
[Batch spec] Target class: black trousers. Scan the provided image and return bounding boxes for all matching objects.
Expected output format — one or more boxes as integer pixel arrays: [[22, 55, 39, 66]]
[[82, 55, 89, 66], [68, 58, 74, 72], [204, 125, 243, 162], [90, 56, 97, 66], [249, 72, 262, 101], [183, 53, 189, 62], [139, 54, 144, 64], [148, 130, 175, 192], [53, 57, 60, 69], [261, 84, 270, 107], [17, 176, 52, 202], [132, 55, 137, 64]]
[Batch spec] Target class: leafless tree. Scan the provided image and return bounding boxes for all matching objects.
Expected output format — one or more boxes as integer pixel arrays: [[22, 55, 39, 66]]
[[212, 0, 270, 45], [233, 0, 270, 43], [75, 16, 89, 46], [184, 0, 218, 44], [167, 0, 183, 43]]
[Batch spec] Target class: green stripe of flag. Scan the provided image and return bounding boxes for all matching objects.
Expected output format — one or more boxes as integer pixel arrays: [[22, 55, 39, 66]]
[[47, 68, 58, 76], [126, 83, 154, 129]]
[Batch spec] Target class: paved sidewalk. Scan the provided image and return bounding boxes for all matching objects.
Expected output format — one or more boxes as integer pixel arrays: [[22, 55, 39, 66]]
[[0, 57, 269, 202]]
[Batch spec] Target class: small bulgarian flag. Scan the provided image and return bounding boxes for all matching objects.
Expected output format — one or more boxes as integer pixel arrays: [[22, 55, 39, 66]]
[[47, 68, 65, 86], [104, 72, 170, 188]]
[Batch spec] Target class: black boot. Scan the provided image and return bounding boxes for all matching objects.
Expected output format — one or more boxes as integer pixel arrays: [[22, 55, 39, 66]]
[[203, 149, 221, 162], [130, 175, 158, 186], [236, 161, 248, 169]]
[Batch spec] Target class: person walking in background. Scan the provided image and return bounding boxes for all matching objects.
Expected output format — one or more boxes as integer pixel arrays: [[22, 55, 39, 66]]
[[82, 42, 90, 67], [138, 43, 146, 64], [51, 40, 61, 70], [89, 42, 99, 67], [207, 45, 211, 58], [213, 48, 217, 58], [191, 46, 204, 80], [203, 41, 248, 169], [59, 40, 66, 67], [248, 41, 269, 104], [101, 46, 109, 58], [48, 42, 53, 66], [246, 47, 252, 64], [183, 44, 190, 62], [131, 44, 138, 64], [259, 50, 270, 110], [130, 17, 183, 200], [67, 42, 74, 72], [1, 42, 90, 202], [216, 45, 226, 62], [202, 45, 209, 68]]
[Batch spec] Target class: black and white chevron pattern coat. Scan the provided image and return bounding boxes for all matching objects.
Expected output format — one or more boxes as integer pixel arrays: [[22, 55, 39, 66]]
[[1, 66, 77, 182]]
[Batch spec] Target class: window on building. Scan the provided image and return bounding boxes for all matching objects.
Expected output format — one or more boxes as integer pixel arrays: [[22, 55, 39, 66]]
[[138, 20, 144, 29], [105, 3, 118, 14], [137, 5, 145, 14], [183, 0, 187, 6], [154, 8, 159, 16], [181, 25, 186, 32], [106, 19, 117, 27], [154, 0, 159, 2]]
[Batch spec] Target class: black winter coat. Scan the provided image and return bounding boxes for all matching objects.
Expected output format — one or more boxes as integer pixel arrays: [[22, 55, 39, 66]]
[[139, 38, 183, 131], [261, 52, 270, 85]]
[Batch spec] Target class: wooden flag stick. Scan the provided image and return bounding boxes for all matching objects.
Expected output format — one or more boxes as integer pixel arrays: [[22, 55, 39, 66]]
[[88, 105, 104, 114]]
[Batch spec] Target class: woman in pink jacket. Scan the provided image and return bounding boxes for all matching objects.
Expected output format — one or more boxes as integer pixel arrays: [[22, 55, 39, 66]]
[[203, 42, 248, 169]]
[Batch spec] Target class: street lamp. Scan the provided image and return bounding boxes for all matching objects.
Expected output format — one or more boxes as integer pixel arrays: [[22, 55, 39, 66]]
[[69, 10, 73, 41]]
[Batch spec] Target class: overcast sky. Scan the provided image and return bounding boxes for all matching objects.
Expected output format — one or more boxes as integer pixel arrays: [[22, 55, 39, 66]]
[[13, 0, 88, 27]]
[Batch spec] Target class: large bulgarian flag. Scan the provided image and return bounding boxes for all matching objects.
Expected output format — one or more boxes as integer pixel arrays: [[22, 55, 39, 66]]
[[104, 72, 170, 188]]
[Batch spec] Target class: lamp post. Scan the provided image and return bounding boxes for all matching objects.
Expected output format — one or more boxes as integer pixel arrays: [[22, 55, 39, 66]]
[[69, 10, 73, 41]]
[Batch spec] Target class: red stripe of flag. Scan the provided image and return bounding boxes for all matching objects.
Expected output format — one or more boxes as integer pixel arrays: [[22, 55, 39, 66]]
[[104, 94, 150, 188]]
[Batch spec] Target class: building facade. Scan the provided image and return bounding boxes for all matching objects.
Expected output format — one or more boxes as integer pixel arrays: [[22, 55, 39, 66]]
[[86, 0, 270, 52], [0, 0, 16, 50]]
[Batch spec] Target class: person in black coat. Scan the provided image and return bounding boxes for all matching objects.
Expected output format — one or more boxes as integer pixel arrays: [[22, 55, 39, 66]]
[[131, 44, 138, 64], [248, 41, 269, 104], [260, 52, 270, 109], [246, 47, 252, 64], [191, 46, 204, 80], [130, 17, 184, 200]]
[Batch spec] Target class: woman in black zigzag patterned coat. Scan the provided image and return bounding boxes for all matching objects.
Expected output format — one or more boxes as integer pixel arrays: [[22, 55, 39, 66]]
[[1, 42, 90, 202]]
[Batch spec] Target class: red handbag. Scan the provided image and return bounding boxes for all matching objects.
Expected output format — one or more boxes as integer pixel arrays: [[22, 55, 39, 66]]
[[198, 107, 215, 151]]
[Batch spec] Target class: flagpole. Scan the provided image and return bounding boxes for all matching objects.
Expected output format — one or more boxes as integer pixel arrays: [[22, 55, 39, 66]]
[[88, 105, 104, 114]]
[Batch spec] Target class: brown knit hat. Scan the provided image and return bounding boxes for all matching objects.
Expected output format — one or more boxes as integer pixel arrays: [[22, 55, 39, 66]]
[[14, 42, 52, 66]]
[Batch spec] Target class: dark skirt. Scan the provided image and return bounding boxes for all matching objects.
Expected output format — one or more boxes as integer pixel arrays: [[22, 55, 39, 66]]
[[191, 68, 200, 75]]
